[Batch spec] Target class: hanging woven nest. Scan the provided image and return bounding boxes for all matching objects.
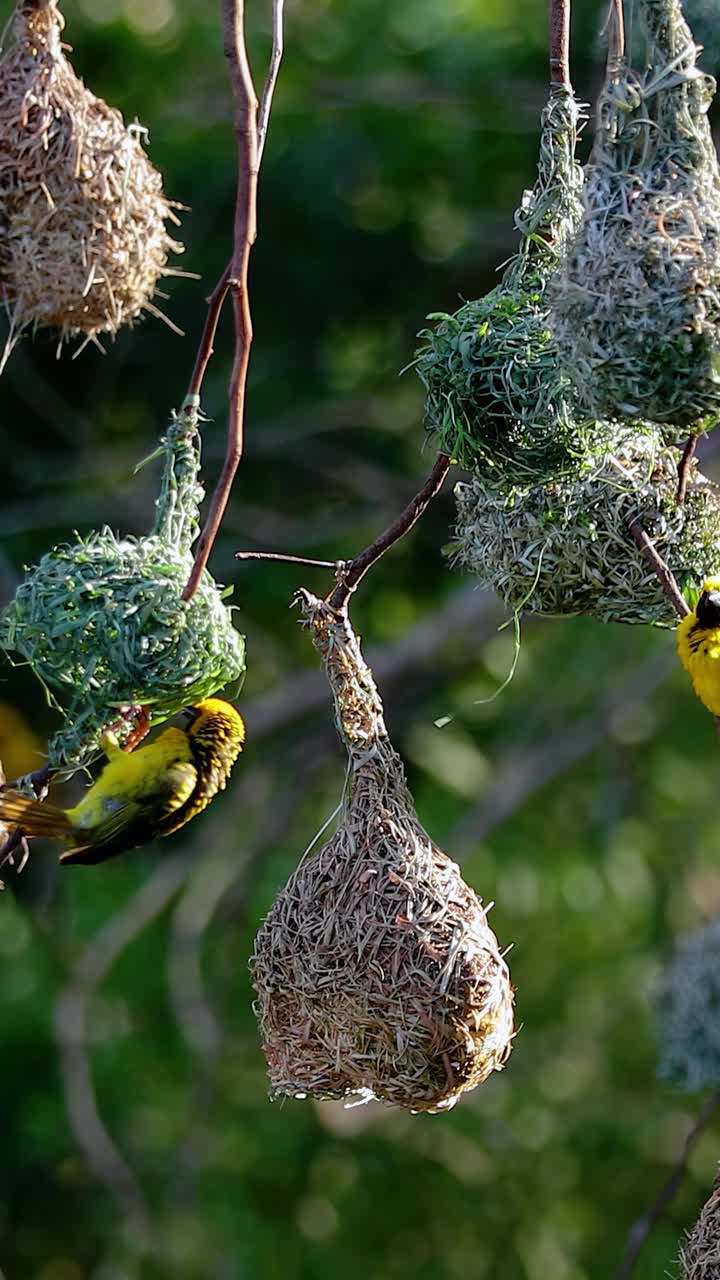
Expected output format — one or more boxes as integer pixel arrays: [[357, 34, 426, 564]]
[[656, 918, 720, 1091], [452, 422, 720, 625], [551, 0, 720, 432], [0, 0, 182, 352], [680, 1167, 720, 1280], [415, 85, 619, 484], [251, 592, 514, 1113], [0, 398, 245, 772]]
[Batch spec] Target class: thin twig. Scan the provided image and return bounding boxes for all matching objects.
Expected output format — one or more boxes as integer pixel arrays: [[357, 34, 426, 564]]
[[549, 0, 571, 89], [236, 550, 343, 569], [185, 262, 232, 402], [327, 453, 452, 612], [677, 434, 697, 506], [613, 1090, 720, 1280], [626, 515, 690, 618], [183, 0, 286, 600], [608, 0, 625, 64], [257, 0, 285, 165], [183, 0, 259, 602]]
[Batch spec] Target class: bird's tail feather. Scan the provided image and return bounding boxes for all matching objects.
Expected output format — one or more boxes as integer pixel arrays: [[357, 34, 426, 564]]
[[0, 794, 71, 838]]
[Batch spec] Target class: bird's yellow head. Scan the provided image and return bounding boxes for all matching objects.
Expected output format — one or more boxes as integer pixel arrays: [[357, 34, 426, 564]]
[[695, 579, 720, 629], [185, 698, 245, 745]]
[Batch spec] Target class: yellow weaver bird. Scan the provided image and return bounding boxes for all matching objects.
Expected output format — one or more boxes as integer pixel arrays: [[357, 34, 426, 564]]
[[0, 697, 245, 866], [677, 579, 720, 716]]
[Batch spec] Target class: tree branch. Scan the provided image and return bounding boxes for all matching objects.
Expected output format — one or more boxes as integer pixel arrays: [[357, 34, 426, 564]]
[[625, 516, 690, 619], [257, 0, 285, 165], [182, 0, 286, 602], [613, 1090, 720, 1280], [326, 452, 452, 612], [677, 434, 697, 506], [549, 0, 571, 88], [182, 0, 259, 602]]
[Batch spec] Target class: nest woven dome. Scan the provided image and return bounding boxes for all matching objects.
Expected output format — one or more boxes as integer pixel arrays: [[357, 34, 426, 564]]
[[0, 0, 181, 347], [1, 404, 245, 771], [453, 423, 720, 625], [251, 593, 514, 1113], [680, 1169, 720, 1280], [416, 86, 619, 483], [550, 0, 720, 431], [656, 919, 720, 1091]]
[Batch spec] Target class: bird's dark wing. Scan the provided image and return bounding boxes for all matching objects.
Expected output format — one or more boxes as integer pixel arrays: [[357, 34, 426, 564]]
[[60, 761, 198, 866]]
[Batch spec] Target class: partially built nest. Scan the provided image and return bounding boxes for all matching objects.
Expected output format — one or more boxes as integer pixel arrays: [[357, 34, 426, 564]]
[[0, 401, 245, 771], [415, 86, 617, 483], [680, 1168, 720, 1280], [656, 919, 720, 1091], [0, 0, 182, 350], [452, 423, 720, 625], [251, 592, 514, 1112], [550, 0, 720, 432]]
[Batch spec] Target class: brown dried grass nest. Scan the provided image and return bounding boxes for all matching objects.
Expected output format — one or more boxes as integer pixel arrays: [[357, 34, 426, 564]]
[[550, 0, 720, 432], [680, 1168, 720, 1280], [0, 0, 182, 352], [251, 592, 515, 1113], [452, 423, 720, 625]]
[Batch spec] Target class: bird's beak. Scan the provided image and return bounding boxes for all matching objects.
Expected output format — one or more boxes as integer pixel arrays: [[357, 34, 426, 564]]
[[181, 707, 200, 726]]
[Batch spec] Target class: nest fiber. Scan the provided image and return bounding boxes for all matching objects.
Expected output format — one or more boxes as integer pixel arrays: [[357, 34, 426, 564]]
[[680, 1169, 720, 1280], [251, 593, 514, 1113], [551, 0, 720, 431], [453, 423, 720, 625], [0, 0, 181, 348], [656, 918, 720, 1091], [416, 86, 609, 483], [1, 403, 245, 771]]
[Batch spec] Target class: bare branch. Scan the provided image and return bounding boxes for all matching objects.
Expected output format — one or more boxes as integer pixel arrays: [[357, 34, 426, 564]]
[[257, 0, 285, 165], [549, 0, 571, 88], [183, 0, 260, 601], [327, 453, 452, 612], [613, 1090, 720, 1280], [625, 515, 690, 619], [236, 550, 343, 569], [677, 434, 697, 506]]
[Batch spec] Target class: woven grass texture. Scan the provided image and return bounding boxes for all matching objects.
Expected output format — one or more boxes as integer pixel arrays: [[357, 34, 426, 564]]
[[1, 402, 245, 772], [680, 1168, 720, 1280], [415, 85, 618, 485], [551, 0, 720, 431], [452, 423, 720, 625], [251, 592, 514, 1112], [0, 0, 182, 354]]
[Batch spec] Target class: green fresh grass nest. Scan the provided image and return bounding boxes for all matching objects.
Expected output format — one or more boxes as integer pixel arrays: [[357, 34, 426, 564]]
[[452, 423, 720, 625], [550, 0, 720, 431], [416, 85, 615, 484], [1, 406, 245, 771]]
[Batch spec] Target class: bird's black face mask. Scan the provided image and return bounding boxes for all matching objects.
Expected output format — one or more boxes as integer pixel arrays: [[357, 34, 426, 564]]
[[695, 590, 720, 628]]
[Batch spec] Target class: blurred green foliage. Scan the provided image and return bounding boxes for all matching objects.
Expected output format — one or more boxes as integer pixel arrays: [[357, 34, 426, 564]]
[[2, 0, 720, 1277]]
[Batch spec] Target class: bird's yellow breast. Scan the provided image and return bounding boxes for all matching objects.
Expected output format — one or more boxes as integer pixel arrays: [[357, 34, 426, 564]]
[[67, 727, 192, 831], [677, 614, 720, 716]]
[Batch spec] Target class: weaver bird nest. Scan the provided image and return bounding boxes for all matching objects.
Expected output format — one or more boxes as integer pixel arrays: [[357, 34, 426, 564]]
[[680, 1169, 720, 1280], [656, 918, 720, 1091], [251, 592, 514, 1113], [550, 0, 720, 432], [415, 86, 615, 484], [0, 0, 182, 352], [1, 400, 245, 771], [452, 424, 720, 625]]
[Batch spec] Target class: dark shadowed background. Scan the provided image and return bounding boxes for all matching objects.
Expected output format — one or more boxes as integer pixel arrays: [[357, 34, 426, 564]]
[[1, 1, 719, 1277]]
